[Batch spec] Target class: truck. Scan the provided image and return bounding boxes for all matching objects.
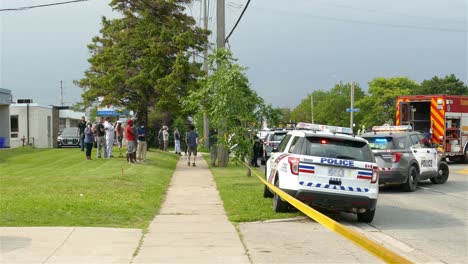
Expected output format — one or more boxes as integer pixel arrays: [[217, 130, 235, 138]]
[[396, 95, 468, 163]]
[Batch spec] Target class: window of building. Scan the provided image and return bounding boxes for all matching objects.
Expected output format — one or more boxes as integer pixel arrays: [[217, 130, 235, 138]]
[[11, 115, 18, 138]]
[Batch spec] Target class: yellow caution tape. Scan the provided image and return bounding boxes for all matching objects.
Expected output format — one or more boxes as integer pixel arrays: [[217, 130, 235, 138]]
[[244, 162, 412, 264]]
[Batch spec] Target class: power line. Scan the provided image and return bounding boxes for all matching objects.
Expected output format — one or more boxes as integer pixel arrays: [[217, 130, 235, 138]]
[[0, 0, 88, 12], [225, 0, 251, 43]]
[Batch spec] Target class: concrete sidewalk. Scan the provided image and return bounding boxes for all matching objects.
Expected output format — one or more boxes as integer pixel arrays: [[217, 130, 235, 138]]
[[132, 157, 250, 263], [0, 227, 141, 264]]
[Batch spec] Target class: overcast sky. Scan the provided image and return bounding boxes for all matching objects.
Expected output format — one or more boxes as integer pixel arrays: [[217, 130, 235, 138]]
[[1, 0, 466, 108]]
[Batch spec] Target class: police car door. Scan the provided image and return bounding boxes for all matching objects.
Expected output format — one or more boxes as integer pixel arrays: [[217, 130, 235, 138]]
[[417, 134, 437, 174], [409, 134, 432, 174]]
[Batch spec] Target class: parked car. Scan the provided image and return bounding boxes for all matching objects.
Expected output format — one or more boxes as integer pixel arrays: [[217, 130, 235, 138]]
[[360, 125, 449, 192], [261, 130, 288, 165], [57, 127, 81, 148], [264, 122, 379, 222]]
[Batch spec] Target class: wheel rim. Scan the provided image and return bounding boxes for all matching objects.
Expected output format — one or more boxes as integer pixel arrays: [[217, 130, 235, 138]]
[[437, 164, 449, 180]]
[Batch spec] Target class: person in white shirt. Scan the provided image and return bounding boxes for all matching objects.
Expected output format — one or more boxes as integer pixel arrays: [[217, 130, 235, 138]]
[[104, 117, 115, 158], [163, 126, 169, 151]]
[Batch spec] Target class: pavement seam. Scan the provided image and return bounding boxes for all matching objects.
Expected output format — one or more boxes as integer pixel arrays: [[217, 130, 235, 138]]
[[41, 227, 76, 264], [233, 223, 253, 264], [129, 229, 148, 264]]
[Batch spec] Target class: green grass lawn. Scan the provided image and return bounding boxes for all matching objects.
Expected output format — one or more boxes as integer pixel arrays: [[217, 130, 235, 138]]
[[0, 147, 178, 229], [206, 156, 302, 222]]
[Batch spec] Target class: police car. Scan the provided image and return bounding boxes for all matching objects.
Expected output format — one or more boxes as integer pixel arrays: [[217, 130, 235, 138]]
[[361, 125, 449, 192], [264, 123, 379, 223]]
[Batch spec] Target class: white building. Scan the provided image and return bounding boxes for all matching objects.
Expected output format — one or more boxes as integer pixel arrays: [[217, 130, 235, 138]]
[[9, 102, 85, 148], [0, 89, 12, 148]]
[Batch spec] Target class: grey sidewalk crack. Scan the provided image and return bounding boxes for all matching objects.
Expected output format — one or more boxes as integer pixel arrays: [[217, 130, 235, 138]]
[[42, 227, 76, 264]]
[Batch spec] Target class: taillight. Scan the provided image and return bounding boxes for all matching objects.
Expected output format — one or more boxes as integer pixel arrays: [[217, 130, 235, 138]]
[[288, 157, 300, 175], [391, 152, 402, 163], [371, 166, 379, 183]]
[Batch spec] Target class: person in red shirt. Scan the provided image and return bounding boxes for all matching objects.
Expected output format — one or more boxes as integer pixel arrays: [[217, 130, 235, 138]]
[[126, 119, 136, 163]]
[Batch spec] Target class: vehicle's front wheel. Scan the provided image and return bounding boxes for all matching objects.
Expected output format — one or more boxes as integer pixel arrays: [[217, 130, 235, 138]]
[[357, 208, 375, 223], [402, 166, 419, 192], [273, 178, 289, 212], [430, 161, 449, 184]]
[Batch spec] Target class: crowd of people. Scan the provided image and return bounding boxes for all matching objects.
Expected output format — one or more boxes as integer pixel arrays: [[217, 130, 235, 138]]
[[77, 116, 200, 166], [78, 116, 148, 163]]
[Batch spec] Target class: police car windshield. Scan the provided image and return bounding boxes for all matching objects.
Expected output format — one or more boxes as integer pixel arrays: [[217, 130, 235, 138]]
[[304, 137, 373, 162], [271, 133, 286, 142], [362, 136, 406, 150]]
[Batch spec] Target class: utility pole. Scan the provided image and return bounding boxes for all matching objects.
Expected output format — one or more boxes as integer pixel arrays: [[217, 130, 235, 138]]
[[60, 80, 64, 106], [216, 0, 225, 49], [216, 0, 226, 166], [203, 0, 209, 148], [350, 82, 355, 130]]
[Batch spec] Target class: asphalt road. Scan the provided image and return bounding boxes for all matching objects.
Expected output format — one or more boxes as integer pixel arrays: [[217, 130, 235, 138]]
[[249, 163, 467, 263], [337, 163, 468, 263]]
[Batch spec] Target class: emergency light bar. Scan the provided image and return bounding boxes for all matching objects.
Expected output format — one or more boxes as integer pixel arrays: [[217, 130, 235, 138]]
[[372, 125, 412, 132], [296, 122, 353, 135]]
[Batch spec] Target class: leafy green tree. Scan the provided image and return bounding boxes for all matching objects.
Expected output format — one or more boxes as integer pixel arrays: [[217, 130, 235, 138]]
[[185, 49, 270, 167], [413, 74, 468, 95], [291, 90, 327, 123], [355, 77, 416, 129], [270, 107, 292, 128], [313, 82, 365, 128], [75, 0, 208, 127]]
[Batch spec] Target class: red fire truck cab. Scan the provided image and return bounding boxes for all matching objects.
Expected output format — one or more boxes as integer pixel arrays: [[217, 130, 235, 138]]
[[396, 95, 468, 163]]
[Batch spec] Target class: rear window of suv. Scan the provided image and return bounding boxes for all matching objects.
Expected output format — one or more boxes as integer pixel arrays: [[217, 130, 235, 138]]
[[363, 136, 407, 150], [270, 133, 286, 141], [302, 137, 374, 162]]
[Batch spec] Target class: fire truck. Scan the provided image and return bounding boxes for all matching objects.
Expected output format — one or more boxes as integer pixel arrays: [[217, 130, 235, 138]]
[[396, 95, 468, 162]]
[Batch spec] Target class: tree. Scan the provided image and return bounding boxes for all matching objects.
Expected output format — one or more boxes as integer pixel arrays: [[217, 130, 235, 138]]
[[355, 77, 416, 129], [413, 74, 468, 95], [75, 0, 208, 127], [314, 82, 365, 128], [291, 90, 327, 123], [185, 49, 270, 167]]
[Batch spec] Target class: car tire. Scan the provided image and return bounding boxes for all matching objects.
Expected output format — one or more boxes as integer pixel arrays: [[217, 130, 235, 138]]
[[273, 178, 289, 212], [464, 147, 468, 164], [357, 208, 375, 223], [263, 185, 273, 198], [430, 161, 449, 184], [402, 166, 419, 192], [261, 158, 266, 165]]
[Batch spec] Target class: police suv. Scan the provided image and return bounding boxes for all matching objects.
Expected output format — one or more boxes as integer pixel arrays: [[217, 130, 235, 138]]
[[264, 123, 379, 223], [361, 125, 449, 192]]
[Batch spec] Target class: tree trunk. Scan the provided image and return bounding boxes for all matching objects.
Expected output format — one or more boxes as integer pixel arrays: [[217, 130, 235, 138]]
[[217, 127, 228, 166]]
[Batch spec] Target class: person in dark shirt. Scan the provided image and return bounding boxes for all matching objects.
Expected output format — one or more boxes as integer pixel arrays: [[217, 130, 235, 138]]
[[208, 128, 218, 166], [78, 116, 87, 152], [186, 125, 199, 167], [174, 128, 181, 155], [251, 138, 262, 167], [95, 117, 107, 158], [137, 122, 147, 162]]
